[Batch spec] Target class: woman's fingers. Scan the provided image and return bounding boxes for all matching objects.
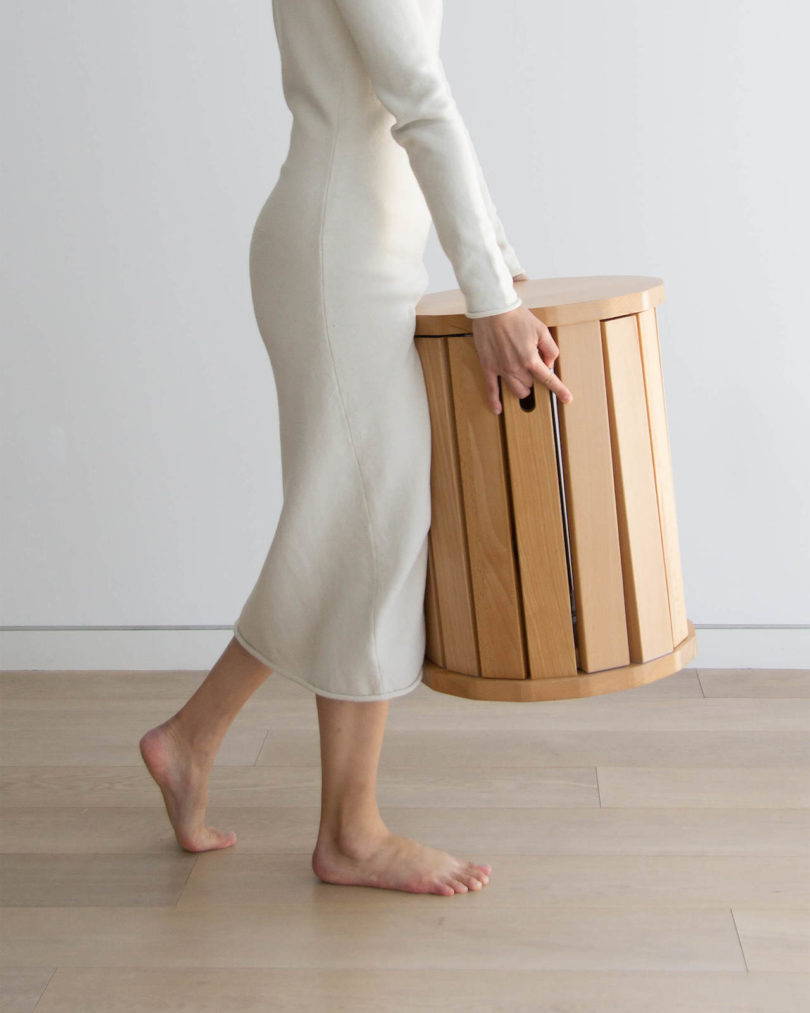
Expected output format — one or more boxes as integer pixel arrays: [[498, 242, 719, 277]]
[[472, 306, 574, 414], [538, 331, 560, 365], [533, 325, 572, 402], [530, 359, 573, 404], [484, 369, 535, 414], [485, 371, 502, 414], [501, 371, 534, 402], [486, 366, 572, 414]]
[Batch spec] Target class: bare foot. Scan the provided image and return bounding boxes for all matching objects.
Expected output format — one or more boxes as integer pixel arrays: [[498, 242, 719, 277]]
[[311, 830, 491, 896], [139, 720, 237, 853]]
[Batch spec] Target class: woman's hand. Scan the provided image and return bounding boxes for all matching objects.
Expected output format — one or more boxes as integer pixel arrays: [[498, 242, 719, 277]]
[[471, 298, 574, 415]]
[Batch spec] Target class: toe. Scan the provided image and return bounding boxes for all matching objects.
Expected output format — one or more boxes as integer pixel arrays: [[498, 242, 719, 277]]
[[459, 866, 484, 889]]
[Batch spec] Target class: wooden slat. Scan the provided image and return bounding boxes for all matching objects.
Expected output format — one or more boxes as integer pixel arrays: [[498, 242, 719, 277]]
[[554, 320, 630, 673], [637, 308, 690, 646], [602, 315, 674, 662], [423, 539, 444, 668], [447, 335, 526, 679], [415, 337, 479, 676], [501, 378, 577, 678]]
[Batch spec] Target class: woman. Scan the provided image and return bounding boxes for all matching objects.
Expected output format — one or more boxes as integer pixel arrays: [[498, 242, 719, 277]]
[[140, 0, 572, 897]]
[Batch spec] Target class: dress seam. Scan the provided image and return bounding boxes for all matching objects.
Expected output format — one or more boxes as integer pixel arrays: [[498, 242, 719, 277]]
[[317, 54, 386, 696]]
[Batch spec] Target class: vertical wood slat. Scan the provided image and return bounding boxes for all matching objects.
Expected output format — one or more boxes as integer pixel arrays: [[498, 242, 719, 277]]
[[447, 335, 526, 679], [502, 380, 578, 678], [554, 320, 630, 673], [423, 543, 444, 668], [416, 337, 479, 676], [637, 308, 690, 646], [602, 315, 674, 662]]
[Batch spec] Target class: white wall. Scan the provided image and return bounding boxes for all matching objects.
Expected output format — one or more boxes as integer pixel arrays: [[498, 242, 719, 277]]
[[2, 0, 808, 669]]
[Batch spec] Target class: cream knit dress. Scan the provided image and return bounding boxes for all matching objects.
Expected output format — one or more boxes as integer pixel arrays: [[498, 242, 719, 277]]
[[232, 0, 525, 700]]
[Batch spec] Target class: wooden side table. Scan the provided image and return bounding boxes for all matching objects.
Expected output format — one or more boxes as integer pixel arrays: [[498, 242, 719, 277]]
[[414, 275, 696, 702]]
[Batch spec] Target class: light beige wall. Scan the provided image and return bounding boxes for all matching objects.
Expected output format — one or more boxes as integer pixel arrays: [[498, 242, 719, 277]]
[[2, 0, 808, 667]]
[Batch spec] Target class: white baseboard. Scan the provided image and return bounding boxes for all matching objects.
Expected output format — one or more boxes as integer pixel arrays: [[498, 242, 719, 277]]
[[0, 628, 235, 671], [0, 625, 807, 671]]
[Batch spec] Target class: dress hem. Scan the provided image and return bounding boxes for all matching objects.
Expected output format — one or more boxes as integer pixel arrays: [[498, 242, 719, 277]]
[[231, 622, 425, 702]]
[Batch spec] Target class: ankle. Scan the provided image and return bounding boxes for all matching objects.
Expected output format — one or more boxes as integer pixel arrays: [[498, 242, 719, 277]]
[[317, 814, 390, 858], [164, 712, 220, 764]]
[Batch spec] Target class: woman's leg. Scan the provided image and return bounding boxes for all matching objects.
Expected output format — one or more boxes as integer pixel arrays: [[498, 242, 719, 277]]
[[311, 696, 492, 896], [139, 636, 271, 852]]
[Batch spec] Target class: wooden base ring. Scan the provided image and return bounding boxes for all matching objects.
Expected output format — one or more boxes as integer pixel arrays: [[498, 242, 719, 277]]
[[421, 620, 698, 702]]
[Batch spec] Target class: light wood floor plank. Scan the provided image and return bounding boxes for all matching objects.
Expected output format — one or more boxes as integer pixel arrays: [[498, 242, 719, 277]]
[[0, 967, 54, 1013], [0, 765, 598, 810], [0, 906, 746, 970], [598, 767, 810, 808], [6, 761, 810, 809], [0, 726, 266, 767], [2, 730, 806, 814], [3, 806, 807, 856], [2, 695, 808, 743], [0, 761, 599, 810], [25, 968, 810, 1013], [0, 854, 194, 907], [262, 728, 810, 769], [174, 852, 810, 911], [0, 671, 213, 701], [733, 909, 810, 971], [380, 696, 810, 732], [699, 669, 810, 698]]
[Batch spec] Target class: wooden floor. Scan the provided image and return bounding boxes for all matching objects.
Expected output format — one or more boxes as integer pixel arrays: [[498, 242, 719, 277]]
[[1, 665, 808, 1012]]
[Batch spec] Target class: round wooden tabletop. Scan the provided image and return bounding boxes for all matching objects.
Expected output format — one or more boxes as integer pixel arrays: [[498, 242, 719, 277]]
[[414, 274, 665, 335]]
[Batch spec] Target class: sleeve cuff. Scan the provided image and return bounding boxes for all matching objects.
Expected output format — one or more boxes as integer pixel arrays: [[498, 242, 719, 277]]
[[464, 294, 523, 319]]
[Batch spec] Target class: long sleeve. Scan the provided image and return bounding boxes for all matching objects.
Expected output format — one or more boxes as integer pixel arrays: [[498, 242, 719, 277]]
[[333, 0, 523, 318], [469, 135, 526, 279]]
